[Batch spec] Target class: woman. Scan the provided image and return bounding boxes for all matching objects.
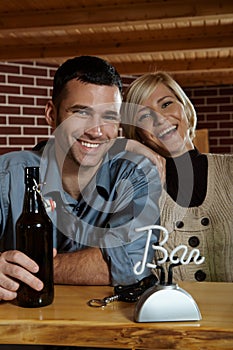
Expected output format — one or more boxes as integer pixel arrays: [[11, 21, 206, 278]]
[[122, 72, 233, 282]]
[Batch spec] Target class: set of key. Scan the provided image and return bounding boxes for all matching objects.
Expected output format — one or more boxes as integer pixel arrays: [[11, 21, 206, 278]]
[[88, 274, 157, 307]]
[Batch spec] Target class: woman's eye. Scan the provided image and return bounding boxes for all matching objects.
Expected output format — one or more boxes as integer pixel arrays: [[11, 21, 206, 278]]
[[138, 112, 153, 123], [161, 101, 173, 109]]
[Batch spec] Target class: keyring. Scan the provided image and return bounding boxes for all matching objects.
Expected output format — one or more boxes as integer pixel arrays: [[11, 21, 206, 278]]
[[87, 298, 107, 307]]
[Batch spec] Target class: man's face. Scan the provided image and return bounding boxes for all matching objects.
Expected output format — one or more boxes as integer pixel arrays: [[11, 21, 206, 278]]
[[52, 79, 122, 168]]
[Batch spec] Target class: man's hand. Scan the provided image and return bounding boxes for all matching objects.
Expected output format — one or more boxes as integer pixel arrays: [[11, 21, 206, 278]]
[[0, 250, 43, 301]]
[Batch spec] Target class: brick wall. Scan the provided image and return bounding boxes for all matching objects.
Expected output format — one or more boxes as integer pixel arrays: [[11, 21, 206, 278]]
[[0, 61, 57, 155], [0, 61, 233, 155]]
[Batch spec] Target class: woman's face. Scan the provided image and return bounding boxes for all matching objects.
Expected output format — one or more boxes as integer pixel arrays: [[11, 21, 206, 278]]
[[134, 82, 194, 157]]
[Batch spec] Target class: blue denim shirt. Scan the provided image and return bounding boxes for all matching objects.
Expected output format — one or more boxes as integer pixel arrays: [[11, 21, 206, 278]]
[[0, 139, 161, 285]]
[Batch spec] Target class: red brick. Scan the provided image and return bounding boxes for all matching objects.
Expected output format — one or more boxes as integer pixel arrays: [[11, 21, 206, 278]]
[[0, 148, 21, 155], [8, 76, 34, 85], [193, 89, 218, 96], [36, 78, 53, 87], [0, 85, 20, 94], [209, 139, 218, 146], [209, 130, 230, 137], [49, 70, 57, 79], [9, 96, 34, 105], [0, 137, 6, 144], [37, 97, 49, 106], [0, 64, 19, 74], [23, 87, 48, 96], [219, 121, 233, 128], [207, 113, 230, 121], [0, 74, 6, 83], [195, 106, 217, 113], [22, 67, 47, 76], [0, 106, 20, 114], [207, 97, 231, 104], [9, 116, 35, 125], [220, 138, 233, 145], [0, 116, 6, 123], [219, 87, 233, 95], [1, 126, 21, 134], [196, 115, 205, 122], [195, 122, 218, 129], [219, 105, 233, 112], [0, 95, 6, 103], [9, 137, 35, 145], [189, 97, 205, 105], [37, 117, 48, 126], [23, 127, 50, 135], [23, 107, 45, 115]]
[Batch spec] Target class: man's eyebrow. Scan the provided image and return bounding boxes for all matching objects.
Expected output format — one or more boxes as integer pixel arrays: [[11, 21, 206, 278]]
[[66, 104, 93, 112], [104, 110, 120, 116]]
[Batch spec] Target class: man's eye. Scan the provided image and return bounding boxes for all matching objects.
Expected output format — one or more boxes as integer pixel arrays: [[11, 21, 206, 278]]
[[73, 109, 89, 117], [103, 115, 120, 123]]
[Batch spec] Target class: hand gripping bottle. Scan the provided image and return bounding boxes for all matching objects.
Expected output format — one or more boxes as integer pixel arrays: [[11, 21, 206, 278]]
[[16, 166, 54, 307]]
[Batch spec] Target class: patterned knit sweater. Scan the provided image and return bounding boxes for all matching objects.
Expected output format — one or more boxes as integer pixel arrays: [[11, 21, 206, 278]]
[[158, 153, 233, 282]]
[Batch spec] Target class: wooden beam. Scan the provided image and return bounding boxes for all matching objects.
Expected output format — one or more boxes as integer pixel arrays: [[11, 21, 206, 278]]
[[112, 56, 233, 75], [0, 35, 232, 61], [171, 70, 233, 87], [0, 1, 232, 31]]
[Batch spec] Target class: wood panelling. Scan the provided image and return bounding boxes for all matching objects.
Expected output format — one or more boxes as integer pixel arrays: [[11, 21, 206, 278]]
[[0, 0, 232, 86]]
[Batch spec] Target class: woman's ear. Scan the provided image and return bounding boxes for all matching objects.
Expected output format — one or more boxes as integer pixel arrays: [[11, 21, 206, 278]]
[[45, 100, 56, 129]]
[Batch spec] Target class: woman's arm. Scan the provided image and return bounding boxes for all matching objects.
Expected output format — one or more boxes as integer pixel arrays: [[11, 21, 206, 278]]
[[125, 139, 166, 184]]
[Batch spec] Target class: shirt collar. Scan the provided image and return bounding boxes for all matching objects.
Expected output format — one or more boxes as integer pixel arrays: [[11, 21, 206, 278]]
[[39, 138, 112, 201]]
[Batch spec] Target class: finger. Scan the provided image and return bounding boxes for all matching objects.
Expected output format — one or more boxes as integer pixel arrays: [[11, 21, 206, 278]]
[[0, 251, 44, 292], [3, 263, 44, 291], [0, 271, 20, 292], [1, 250, 39, 273], [0, 286, 17, 301], [53, 248, 57, 258]]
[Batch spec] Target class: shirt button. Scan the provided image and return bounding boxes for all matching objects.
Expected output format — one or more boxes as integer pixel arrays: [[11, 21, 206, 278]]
[[176, 221, 184, 228], [188, 236, 200, 247], [195, 270, 206, 281], [201, 217, 209, 226]]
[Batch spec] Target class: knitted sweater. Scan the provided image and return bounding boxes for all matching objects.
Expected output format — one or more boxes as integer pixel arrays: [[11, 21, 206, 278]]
[[158, 153, 233, 282]]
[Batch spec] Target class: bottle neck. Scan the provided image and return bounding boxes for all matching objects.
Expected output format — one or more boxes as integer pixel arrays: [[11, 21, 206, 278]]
[[23, 185, 45, 214]]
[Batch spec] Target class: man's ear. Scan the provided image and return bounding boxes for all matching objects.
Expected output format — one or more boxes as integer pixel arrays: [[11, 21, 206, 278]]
[[45, 100, 56, 128]]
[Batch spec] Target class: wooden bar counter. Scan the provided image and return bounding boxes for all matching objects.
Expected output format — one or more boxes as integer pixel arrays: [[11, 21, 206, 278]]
[[0, 282, 232, 349]]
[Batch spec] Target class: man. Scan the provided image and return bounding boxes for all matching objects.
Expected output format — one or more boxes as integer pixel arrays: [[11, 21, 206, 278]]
[[0, 56, 161, 302]]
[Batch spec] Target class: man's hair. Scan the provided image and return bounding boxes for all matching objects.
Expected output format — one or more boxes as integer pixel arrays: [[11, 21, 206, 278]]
[[52, 55, 122, 105]]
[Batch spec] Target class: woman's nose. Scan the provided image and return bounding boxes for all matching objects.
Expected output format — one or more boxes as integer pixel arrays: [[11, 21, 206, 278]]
[[153, 111, 166, 126]]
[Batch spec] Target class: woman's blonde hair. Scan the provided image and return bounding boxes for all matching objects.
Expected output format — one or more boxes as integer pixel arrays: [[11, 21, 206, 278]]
[[122, 71, 197, 140]]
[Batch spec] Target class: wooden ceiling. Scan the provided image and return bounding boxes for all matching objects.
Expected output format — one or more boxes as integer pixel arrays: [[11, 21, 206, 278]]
[[0, 0, 233, 86]]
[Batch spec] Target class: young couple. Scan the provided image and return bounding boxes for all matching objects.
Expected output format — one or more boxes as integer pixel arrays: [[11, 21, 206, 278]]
[[0, 55, 232, 307]]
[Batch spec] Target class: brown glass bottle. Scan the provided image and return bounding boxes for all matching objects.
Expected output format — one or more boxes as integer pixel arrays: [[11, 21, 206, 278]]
[[16, 166, 54, 307]]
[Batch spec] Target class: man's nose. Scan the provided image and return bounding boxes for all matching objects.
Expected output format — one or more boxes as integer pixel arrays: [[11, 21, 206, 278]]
[[85, 121, 103, 137], [90, 125, 103, 136]]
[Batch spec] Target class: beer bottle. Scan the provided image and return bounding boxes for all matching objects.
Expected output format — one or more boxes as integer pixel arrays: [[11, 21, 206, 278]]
[[16, 166, 54, 307]]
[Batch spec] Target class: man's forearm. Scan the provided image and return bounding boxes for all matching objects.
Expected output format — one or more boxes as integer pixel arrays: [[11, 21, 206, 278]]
[[53, 247, 111, 285]]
